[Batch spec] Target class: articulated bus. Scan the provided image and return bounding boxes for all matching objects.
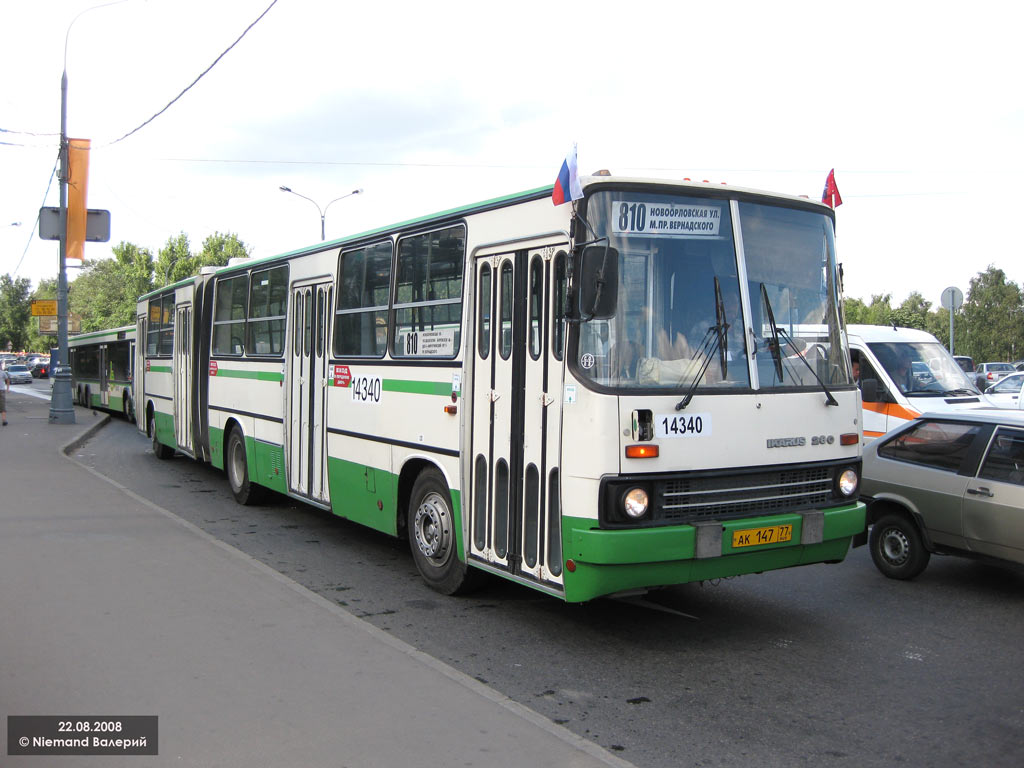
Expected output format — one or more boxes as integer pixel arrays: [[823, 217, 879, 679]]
[[69, 325, 136, 422], [135, 175, 865, 602]]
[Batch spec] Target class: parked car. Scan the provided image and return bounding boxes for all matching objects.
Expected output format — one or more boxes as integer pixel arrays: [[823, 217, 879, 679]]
[[861, 410, 1024, 579], [975, 362, 1016, 391], [5, 363, 33, 385], [984, 372, 1024, 408], [954, 355, 975, 373]]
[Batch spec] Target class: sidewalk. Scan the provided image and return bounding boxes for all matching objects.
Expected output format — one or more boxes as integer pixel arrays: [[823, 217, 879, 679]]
[[0, 391, 634, 768]]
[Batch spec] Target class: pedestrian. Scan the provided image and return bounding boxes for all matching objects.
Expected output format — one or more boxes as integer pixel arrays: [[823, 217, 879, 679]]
[[1, 364, 9, 426]]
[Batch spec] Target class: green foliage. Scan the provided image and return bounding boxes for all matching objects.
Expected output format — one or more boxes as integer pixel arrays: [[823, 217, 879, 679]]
[[960, 266, 1024, 362], [0, 231, 248, 351], [0, 274, 33, 352], [69, 242, 155, 332], [154, 231, 250, 287], [845, 266, 1024, 363]]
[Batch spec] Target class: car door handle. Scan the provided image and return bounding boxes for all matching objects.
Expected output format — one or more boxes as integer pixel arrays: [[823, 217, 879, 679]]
[[967, 486, 993, 497]]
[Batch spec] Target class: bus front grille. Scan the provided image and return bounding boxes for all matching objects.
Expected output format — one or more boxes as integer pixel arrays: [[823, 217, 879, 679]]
[[657, 466, 833, 523]]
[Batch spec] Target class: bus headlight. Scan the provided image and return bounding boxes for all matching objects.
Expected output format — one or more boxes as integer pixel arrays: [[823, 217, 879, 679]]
[[837, 468, 859, 497], [623, 487, 649, 519]]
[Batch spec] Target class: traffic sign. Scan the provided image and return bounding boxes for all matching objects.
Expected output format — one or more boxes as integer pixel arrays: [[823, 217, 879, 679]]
[[31, 299, 58, 317], [940, 286, 963, 311], [38, 207, 111, 242]]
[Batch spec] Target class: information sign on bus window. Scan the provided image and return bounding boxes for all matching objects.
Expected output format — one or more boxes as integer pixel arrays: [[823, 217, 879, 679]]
[[398, 328, 456, 357], [611, 201, 722, 238]]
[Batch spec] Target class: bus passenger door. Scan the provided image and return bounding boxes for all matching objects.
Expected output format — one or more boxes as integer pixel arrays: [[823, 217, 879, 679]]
[[135, 313, 146, 433], [173, 303, 193, 455], [98, 343, 110, 407], [288, 281, 332, 504], [469, 245, 566, 589]]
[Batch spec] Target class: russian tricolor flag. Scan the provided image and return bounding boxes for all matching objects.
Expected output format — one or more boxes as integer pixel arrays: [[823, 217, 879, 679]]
[[552, 145, 583, 206]]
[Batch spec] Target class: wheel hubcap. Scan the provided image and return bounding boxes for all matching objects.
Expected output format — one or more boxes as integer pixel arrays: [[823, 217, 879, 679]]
[[881, 527, 910, 566], [414, 492, 452, 563]]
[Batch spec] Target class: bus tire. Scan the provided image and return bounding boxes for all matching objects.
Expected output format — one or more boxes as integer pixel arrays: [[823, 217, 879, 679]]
[[226, 427, 263, 506], [150, 412, 174, 460], [869, 511, 930, 580], [407, 469, 479, 595]]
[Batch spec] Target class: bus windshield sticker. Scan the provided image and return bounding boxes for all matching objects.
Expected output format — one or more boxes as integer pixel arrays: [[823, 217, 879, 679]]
[[399, 328, 456, 356], [611, 201, 722, 238], [655, 412, 712, 438]]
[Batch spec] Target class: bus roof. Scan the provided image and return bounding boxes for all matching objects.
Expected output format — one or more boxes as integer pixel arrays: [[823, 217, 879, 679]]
[[846, 325, 942, 344], [68, 325, 135, 344], [139, 174, 833, 298]]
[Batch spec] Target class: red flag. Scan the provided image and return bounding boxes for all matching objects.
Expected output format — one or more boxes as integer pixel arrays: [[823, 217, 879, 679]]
[[821, 168, 842, 209]]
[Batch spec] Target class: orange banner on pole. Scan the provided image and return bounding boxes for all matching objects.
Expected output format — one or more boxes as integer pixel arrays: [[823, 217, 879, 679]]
[[67, 138, 91, 262]]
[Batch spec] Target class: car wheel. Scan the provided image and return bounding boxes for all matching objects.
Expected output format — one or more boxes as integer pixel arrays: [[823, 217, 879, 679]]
[[869, 511, 931, 580], [226, 427, 263, 506], [150, 412, 174, 460], [407, 468, 480, 595]]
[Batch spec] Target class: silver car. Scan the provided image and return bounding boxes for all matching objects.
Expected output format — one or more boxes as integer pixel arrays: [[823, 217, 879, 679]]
[[861, 410, 1024, 579], [5, 364, 33, 385]]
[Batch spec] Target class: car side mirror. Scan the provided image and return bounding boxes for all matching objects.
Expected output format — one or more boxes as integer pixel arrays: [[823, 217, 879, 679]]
[[861, 377, 882, 403]]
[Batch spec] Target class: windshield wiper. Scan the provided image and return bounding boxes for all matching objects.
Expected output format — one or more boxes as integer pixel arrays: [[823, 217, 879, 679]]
[[674, 326, 721, 411], [775, 327, 840, 407], [760, 284, 784, 382], [674, 278, 732, 411], [713, 276, 729, 378]]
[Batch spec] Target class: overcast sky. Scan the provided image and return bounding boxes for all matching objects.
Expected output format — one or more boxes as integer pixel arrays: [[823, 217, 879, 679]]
[[2, 0, 1021, 309]]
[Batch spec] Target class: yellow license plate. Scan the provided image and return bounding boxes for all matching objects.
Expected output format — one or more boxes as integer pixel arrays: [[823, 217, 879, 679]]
[[732, 524, 793, 548]]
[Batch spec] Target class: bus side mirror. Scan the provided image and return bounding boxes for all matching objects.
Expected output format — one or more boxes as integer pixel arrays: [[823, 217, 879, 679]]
[[579, 245, 619, 320]]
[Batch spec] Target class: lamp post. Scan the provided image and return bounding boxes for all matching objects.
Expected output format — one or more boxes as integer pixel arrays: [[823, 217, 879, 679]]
[[279, 186, 362, 241]]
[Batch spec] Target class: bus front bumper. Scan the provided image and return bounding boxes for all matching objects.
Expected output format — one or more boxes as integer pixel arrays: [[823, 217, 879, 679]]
[[560, 502, 865, 602]]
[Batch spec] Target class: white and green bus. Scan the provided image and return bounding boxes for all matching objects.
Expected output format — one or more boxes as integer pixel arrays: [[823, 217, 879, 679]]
[[69, 325, 136, 422], [136, 175, 865, 602]]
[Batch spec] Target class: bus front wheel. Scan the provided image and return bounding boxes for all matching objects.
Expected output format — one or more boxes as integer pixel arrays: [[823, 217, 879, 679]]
[[226, 428, 263, 506], [407, 469, 479, 595]]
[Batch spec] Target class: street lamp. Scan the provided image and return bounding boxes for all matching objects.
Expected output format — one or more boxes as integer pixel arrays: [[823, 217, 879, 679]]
[[279, 186, 362, 241]]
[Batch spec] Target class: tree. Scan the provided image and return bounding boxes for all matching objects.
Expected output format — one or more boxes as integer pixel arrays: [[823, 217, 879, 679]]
[[0, 274, 33, 352], [155, 233, 192, 286], [960, 266, 1024, 362], [154, 231, 249, 287], [68, 242, 154, 332]]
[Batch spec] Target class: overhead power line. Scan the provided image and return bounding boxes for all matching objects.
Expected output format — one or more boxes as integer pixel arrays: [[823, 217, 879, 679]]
[[106, 0, 280, 147], [12, 154, 59, 278]]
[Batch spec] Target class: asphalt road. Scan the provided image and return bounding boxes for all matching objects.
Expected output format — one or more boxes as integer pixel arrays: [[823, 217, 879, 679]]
[[75, 413, 1024, 768]]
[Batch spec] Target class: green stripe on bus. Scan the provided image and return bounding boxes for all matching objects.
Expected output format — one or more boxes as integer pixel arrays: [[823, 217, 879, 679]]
[[213, 369, 285, 382], [148, 365, 172, 373]]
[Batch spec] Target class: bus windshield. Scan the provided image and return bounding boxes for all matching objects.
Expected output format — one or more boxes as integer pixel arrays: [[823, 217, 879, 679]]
[[574, 190, 851, 392], [868, 341, 981, 397]]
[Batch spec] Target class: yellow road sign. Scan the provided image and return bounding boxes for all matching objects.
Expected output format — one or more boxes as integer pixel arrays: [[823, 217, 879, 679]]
[[31, 299, 58, 317]]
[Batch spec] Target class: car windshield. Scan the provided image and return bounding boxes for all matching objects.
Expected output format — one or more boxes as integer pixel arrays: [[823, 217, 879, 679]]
[[868, 341, 980, 396], [10, 365, 28, 373], [573, 190, 851, 392], [988, 363, 1015, 373]]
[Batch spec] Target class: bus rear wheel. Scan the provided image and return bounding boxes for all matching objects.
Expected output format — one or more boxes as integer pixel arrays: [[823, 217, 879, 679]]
[[407, 469, 479, 595], [150, 412, 174, 460], [226, 427, 263, 506]]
